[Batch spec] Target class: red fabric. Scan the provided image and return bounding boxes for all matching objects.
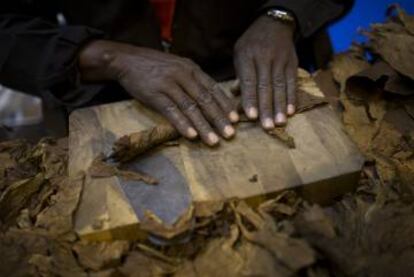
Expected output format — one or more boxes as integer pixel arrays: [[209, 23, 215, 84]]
[[150, 0, 176, 42]]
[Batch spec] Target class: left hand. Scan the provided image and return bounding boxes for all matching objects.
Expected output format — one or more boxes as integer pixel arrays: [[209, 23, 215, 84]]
[[234, 15, 298, 129]]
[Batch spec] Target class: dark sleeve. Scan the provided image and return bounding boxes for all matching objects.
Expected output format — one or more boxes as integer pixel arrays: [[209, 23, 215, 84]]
[[260, 0, 354, 38], [0, 14, 104, 106]]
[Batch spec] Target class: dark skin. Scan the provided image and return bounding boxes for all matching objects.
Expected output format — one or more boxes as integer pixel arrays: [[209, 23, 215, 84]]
[[79, 15, 297, 145], [235, 16, 297, 128]]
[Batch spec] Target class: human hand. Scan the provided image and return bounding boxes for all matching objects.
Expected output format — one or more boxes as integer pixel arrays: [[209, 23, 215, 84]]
[[234, 15, 298, 128], [79, 41, 239, 146]]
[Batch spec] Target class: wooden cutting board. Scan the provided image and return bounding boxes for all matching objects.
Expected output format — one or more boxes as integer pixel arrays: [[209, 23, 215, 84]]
[[69, 78, 364, 241]]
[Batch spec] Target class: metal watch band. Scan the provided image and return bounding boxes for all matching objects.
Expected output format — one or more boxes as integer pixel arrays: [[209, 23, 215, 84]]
[[266, 9, 296, 25]]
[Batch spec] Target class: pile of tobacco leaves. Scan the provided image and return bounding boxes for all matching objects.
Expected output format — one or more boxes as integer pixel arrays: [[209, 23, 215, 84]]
[[1, 6, 413, 277]]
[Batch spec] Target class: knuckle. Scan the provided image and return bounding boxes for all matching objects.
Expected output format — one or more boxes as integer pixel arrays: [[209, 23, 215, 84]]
[[272, 77, 286, 90], [180, 99, 198, 113], [286, 78, 296, 86], [209, 82, 222, 94], [213, 116, 229, 128], [234, 40, 244, 52], [182, 58, 199, 69], [243, 94, 257, 104], [163, 103, 177, 114], [241, 78, 255, 88], [168, 66, 182, 77], [257, 82, 270, 91], [196, 92, 214, 106]]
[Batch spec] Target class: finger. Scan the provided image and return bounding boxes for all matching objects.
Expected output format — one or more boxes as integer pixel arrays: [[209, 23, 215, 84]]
[[256, 60, 274, 130], [195, 71, 239, 123], [178, 75, 235, 140], [286, 56, 298, 116], [152, 94, 197, 139], [235, 55, 258, 119], [272, 62, 287, 126], [165, 84, 219, 146]]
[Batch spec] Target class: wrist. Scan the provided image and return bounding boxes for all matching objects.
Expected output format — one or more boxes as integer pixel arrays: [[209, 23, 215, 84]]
[[79, 40, 129, 82], [264, 8, 296, 36], [258, 14, 295, 39]]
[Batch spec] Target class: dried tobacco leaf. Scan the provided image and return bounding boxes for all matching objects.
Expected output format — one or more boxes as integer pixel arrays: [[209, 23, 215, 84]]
[[194, 201, 224, 218], [348, 61, 414, 96], [295, 182, 414, 277], [366, 22, 414, 80], [233, 201, 315, 271], [340, 75, 387, 154], [175, 224, 244, 277], [88, 156, 158, 185], [330, 47, 370, 93], [29, 241, 87, 277], [266, 89, 326, 149], [390, 4, 414, 35], [0, 173, 45, 226], [140, 206, 194, 239], [296, 89, 328, 113], [117, 250, 177, 277], [0, 229, 50, 277], [258, 191, 301, 218], [111, 124, 179, 163], [72, 240, 130, 271], [34, 175, 84, 236], [267, 128, 296, 149]]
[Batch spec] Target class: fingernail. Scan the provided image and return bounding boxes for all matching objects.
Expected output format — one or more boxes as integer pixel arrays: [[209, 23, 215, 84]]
[[208, 132, 219, 145], [223, 125, 235, 138], [263, 118, 275, 129], [247, 107, 258, 119], [287, 104, 296, 116], [187, 127, 198, 138], [275, 113, 287, 125], [229, 111, 239, 123]]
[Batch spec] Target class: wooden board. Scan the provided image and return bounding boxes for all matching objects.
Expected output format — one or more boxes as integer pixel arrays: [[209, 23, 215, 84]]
[[69, 83, 364, 241]]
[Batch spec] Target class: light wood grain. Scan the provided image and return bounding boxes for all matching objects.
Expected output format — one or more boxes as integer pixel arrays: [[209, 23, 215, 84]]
[[69, 79, 364, 241]]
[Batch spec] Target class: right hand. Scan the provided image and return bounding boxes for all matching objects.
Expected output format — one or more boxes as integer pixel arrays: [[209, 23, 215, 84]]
[[79, 40, 239, 146]]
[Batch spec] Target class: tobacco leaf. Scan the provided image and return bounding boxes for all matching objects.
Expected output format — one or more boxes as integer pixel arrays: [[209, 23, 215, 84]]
[[34, 175, 84, 236], [390, 4, 414, 35], [294, 204, 336, 239], [296, 89, 328, 113], [0, 140, 39, 191], [89, 155, 158, 185], [16, 208, 33, 229], [72, 240, 130, 271], [349, 61, 414, 96], [194, 201, 224, 218], [295, 184, 414, 276], [366, 22, 414, 80], [233, 201, 315, 271], [314, 69, 341, 106], [111, 124, 179, 163], [330, 47, 370, 93], [117, 251, 177, 277], [140, 206, 194, 239], [341, 97, 386, 153], [175, 224, 244, 277], [32, 138, 68, 180], [370, 109, 414, 187], [258, 191, 302, 219], [29, 241, 87, 277], [0, 229, 50, 277], [267, 128, 295, 149], [0, 173, 45, 227]]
